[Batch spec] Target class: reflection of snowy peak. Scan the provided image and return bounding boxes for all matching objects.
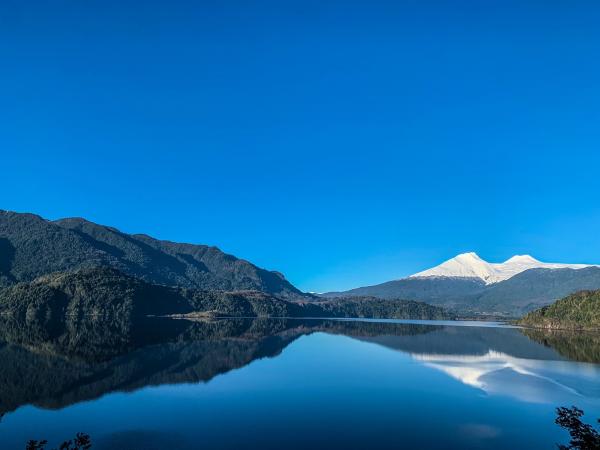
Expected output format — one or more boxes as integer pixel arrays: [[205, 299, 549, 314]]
[[410, 252, 592, 284], [411, 351, 599, 403]]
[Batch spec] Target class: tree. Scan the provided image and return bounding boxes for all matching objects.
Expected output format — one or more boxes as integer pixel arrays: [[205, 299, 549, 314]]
[[556, 406, 600, 450], [25, 441, 47, 450], [25, 433, 91, 450]]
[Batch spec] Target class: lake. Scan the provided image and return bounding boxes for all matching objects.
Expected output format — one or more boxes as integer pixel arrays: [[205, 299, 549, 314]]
[[0, 317, 599, 449]]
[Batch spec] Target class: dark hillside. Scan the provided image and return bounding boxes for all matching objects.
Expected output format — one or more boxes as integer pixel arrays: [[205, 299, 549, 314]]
[[0, 210, 305, 299]]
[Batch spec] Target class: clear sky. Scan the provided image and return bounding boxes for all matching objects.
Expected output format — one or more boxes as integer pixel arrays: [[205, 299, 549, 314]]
[[2, 0, 600, 293]]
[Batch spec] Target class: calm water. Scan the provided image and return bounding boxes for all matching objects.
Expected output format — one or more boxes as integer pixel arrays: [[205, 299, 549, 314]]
[[0, 317, 599, 449]]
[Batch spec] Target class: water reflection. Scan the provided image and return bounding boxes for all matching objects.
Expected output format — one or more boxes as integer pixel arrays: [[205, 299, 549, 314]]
[[522, 328, 600, 363], [0, 316, 598, 416], [346, 323, 600, 404], [413, 352, 598, 403]]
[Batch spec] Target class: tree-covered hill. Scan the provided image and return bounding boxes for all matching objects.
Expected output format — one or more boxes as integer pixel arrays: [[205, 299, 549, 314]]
[[518, 290, 600, 331], [0, 267, 455, 321], [311, 296, 453, 320], [0, 210, 306, 299]]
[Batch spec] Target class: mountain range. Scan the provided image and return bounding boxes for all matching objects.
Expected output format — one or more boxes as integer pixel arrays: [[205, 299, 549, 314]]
[[2, 210, 600, 317], [410, 251, 594, 284], [323, 252, 600, 316], [0, 266, 452, 321], [0, 210, 450, 320], [0, 210, 305, 299]]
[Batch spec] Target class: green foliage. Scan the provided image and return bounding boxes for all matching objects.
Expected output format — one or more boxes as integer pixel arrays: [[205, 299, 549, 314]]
[[518, 290, 600, 331], [555, 407, 600, 450], [0, 267, 454, 321], [25, 440, 47, 450], [26, 433, 91, 450], [311, 296, 453, 320], [0, 210, 305, 300]]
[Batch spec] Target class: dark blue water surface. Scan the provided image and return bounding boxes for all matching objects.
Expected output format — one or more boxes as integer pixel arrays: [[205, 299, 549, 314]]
[[0, 318, 598, 449]]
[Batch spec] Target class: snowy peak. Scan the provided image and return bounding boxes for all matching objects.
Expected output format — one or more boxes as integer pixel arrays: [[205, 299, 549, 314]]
[[410, 252, 496, 282], [503, 255, 539, 264], [410, 252, 595, 284]]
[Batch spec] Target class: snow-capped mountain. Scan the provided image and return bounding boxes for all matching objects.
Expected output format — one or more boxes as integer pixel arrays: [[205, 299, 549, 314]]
[[409, 252, 593, 284], [322, 252, 600, 315]]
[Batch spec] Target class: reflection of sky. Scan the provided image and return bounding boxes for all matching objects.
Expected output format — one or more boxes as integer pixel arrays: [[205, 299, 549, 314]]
[[2, 331, 600, 450], [412, 351, 600, 404]]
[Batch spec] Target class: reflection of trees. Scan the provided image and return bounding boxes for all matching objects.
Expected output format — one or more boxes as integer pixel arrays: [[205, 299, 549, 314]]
[[0, 317, 440, 363], [0, 315, 186, 362], [521, 329, 600, 364], [1, 316, 596, 418], [316, 320, 440, 337], [0, 317, 304, 415], [0, 317, 439, 415]]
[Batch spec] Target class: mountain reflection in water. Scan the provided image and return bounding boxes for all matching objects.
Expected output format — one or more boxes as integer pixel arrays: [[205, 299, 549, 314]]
[[0, 317, 599, 450], [0, 316, 598, 416]]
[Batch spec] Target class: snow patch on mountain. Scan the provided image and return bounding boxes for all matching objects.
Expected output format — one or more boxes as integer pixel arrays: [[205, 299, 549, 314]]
[[409, 252, 593, 284]]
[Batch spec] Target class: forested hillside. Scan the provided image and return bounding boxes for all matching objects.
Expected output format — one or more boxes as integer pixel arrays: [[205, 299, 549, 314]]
[[0, 267, 455, 321], [0, 210, 305, 299], [518, 290, 600, 331]]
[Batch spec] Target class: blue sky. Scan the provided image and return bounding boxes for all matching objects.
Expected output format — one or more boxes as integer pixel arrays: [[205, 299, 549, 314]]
[[2, 0, 600, 292]]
